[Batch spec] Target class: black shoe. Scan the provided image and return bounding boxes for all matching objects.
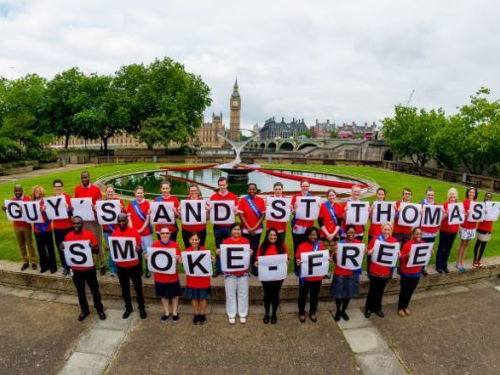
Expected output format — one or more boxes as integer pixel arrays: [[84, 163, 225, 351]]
[[21, 263, 29, 271], [139, 309, 147, 319], [341, 311, 350, 321], [31, 263, 37, 270], [263, 314, 270, 324], [100, 266, 106, 276], [172, 314, 179, 323], [309, 313, 317, 323], [364, 309, 372, 318], [323, 274, 331, 280], [436, 268, 443, 274], [145, 270, 151, 278], [376, 310, 385, 318], [270, 315, 277, 324], [62, 268, 70, 276], [199, 314, 206, 324], [78, 311, 90, 321], [97, 310, 106, 320], [122, 309, 132, 319], [334, 311, 341, 322], [193, 314, 199, 325], [40, 268, 48, 273], [443, 267, 450, 274], [422, 268, 428, 276], [50, 268, 57, 274]]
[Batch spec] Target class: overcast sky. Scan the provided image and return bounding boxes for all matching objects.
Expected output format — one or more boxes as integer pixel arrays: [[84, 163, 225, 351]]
[[1, 0, 499, 130]]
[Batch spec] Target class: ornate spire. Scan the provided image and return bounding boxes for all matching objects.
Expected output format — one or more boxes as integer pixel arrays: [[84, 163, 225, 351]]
[[231, 76, 240, 98]]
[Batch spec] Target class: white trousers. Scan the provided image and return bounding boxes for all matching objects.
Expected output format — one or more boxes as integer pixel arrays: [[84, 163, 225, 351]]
[[224, 275, 249, 318]]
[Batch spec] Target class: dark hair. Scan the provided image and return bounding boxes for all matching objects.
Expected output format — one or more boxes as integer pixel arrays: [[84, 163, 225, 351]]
[[273, 182, 283, 188], [72, 215, 83, 222], [304, 226, 320, 240], [260, 229, 285, 255], [345, 224, 356, 233], [53, 179, 64, 187], [218, 177, 227, 184], [412, 227, 422, 235], [248, 183, 258, 190], [376, 187, 386, 194], [300, 179, 310, 186], [465, 187, 478, 200], [484, 191, 493, 201], [402, 187, 412, 194], [188, 232, 200, 240], [425, 186, 433, 193], [229, 223, 243, 233]]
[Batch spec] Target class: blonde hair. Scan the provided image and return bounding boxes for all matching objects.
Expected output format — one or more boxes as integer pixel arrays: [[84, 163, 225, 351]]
[[380, 222, 393, 232], [105, 185, 115, 193], [31, 185, 45, 199], [447, 188, 458, 200]]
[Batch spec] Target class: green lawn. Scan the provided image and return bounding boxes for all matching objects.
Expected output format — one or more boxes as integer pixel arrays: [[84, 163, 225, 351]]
[[0, 163, 498, 270]]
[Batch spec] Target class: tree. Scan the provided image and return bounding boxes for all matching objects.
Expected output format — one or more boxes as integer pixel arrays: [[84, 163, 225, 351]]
[[41, 68, 85, 149], [297, 131, 311, 138], [381, 106, 446, 168]]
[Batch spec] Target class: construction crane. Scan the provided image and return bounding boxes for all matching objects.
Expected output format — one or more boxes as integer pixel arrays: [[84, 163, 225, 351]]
[[406, 89, 415, 106]]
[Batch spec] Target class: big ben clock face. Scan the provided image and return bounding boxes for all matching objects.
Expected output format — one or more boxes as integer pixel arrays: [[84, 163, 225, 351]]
[[232, 100, 238, 106]]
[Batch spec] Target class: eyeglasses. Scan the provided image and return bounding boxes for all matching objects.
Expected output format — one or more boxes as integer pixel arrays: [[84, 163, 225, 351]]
[[160, 232, 171, 235]]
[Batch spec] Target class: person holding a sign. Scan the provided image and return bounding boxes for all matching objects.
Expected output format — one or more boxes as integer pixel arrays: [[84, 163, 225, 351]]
[[295, 226, 325, 323], [368, 188, 388, 244], [473, 192, 494, 267], [2, 185, 36, 271], [62, 216, 106, 321], [51, 179, 73, 276], [341, 185, 365, 240], [419, 187, 440, 276], [211, 177, 238, 277], [393, 188, 413, 247], [456, 187, 479, 272], [74, 171, 105, 274], [238, 183, 265, 276], [148, 227, 182, 323], [181, 184, 208, 247], [220, 223, 251, 324], [101, 186, 125, 277], [319, 189, 343, 246], [32, 185, 57, 274], [435, 188, 460, 274], [365, 223, 399, 318], [255, 228, 288, 324], [154, 181, 180, 241], [291, 180, 315, 275], [398, 228, 429, 317], [331, 225, 362, 322], [109, 213, 147, 319], [265, 182, 289, 243], [184, 232, 213, 325], [127, 186, 153, 277]]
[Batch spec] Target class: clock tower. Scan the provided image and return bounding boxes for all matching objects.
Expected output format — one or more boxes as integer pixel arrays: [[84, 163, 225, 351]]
[[229, 78, 241, 141]]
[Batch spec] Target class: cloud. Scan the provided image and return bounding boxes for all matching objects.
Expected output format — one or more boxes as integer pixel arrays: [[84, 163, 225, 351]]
[[0, 0, 499, 129]]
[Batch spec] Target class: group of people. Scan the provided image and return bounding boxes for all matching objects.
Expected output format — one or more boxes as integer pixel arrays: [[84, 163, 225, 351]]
[[4, 171, 496, 326]]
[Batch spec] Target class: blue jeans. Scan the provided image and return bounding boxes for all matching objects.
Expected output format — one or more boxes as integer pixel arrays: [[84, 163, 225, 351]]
[[214, 225, 231, 273], [103, 231, 116, 274]]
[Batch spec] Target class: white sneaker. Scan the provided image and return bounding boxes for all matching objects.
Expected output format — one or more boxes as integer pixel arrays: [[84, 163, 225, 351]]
[[240, 317, 247, 324], [228, 317, 236, 325]]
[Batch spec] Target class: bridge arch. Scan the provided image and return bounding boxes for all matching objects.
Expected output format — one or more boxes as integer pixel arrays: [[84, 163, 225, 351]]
[[279, 142, 294, 151]]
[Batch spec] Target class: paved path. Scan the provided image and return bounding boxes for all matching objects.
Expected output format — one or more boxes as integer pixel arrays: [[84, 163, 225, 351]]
[[0, 164, 94, 184]]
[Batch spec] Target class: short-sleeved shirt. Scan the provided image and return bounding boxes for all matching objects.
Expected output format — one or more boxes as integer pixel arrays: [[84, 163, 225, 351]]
[[64, 229, 98, 271], [151, 240, 181, 283], [265, 195, 290, 232], [399, 239, 424, 276], [368, 236, 398, 277], [101, 198, 126, 233], [291, 194, 315, 228], [222, 236, 250, 276], [393, 200, 412, 234], [295, 241, 326, 282], [341, 201, 364, 235], [440, 201, 460, 234], [319, 202, 343, 238], [460, 199, 478, 230], [127, 199, 152, 236], [110, 227, 142, 268], [11, 195, 31, 228], [477, 220, 493, 233], [210, 191, 239, 227], [74, 184, 102, 205], [52, 193, 72, 230], [184, 246, 211, 288], [181, 198, 207, 233], [333, 239, 362, 276], [238, 195, 265, 233], [256, 243, 287, 259], [154, 195, 180, 233]]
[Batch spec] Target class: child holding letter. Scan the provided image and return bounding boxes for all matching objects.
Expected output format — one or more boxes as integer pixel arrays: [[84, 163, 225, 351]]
[[296, 226, 325, 323], [473, 192, 494, 267], [331, 225, 361, 322], [184, 232, 212, 325]]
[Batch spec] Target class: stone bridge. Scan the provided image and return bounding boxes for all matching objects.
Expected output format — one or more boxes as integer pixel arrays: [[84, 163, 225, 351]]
[[246, 138, 327, 152]]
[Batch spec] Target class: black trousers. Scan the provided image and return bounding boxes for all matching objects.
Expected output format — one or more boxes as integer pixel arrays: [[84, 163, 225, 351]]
[[54, 228, 72, 270], [243, 232, 262, 275], [398, 275, 420, 310], [365, 276, 389, 312], [117, 265, 145, 311], [298, 280, 322, 315], [435, 231, 457, 270], [34, 231, 57, 272], [292, 232, 308, 273], [262, 280, 284, 316], [72, 268, 104, 313], [182, 229, 206, 248]]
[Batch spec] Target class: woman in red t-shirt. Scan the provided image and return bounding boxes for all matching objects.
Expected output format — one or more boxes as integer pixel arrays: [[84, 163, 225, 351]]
[[365, 222, 398, 318], [435, 188, 460, 273], [181, 184, 208, 248], [102, 185, 125, 277], [473, 191, 494, 267], [255, 228, 288, 324], [456, 187, 478, 271], [295, 226, 325, 323], [148, 226, 181, 323], [319, 189, 343, 248], [265, 182, 289, 243], [154, 181, 180, 241], [184, 232, 213, 325], [331, 225, 362, 322], [398, 227, 427, 317]]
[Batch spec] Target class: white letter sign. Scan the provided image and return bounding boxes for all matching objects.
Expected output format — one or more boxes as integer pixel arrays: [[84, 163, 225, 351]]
[[447, 203, 465, 226], [108, 236, 138, 262], [44, 196, 69, 220], [22, 201, 44, 223], [346, 201, 369, 225], [265, 197, 292, 222], [209, 201, 235, 225], [467, 202, 485, 223], [71, 198, 95, 221], [484, 202, 500, 222], [336, 243, 365, 270], [182, 250, 212, 276], [63, 240, 94, 268], [371, 201, 395, 224], [4, 200, 24, 222], [421, 205, 443, 227], [220, 244, 250, 273], [181, 200, 207, 225], [150, 201, 176, 225], [295, 196, 320, 221], [258, 254, 288, 281], [147, 247, 177, 274], [300, 250, 329, 277], [398, 203, 421, 227], [406, 242, 433, 268], [96, 200, 121, 225], [371, 240, 400, 267]]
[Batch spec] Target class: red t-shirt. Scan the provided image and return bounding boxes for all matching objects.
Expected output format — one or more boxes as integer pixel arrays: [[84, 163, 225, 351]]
[[440, 201, 460, 234], [393, 200, 412, 234], [256, 243, 287, 259], [52, 193, 73, 230], [74, 184, 102, 205], [110, 227, 142, 268], [341, 201, 364, 235], [265, 195, 289, 232], [10, 195, 31, 228], [222, 236, 250, 276], [295, 241, 326, 282], [210, 191, 238, 227], [368, 236, 398, 277], [64, 229, 98, 271], [238, 195, 266, 232], [127, 200, 152, 236], [181, 198, 207, 233], [291, 194, 315, 228], [154, 195, 180, 233], [399, 239, 424, 275], [460, 199, 478, 230], [32, 199, 52, 234], [333, 239, 362, 276], [477, 220, 493, 232], [420, 201, 441, 235], [151, 240, 181, 283], [101, 198, 126, 232], [319, 202, 343, 238], [184, 246, 211, 289]]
